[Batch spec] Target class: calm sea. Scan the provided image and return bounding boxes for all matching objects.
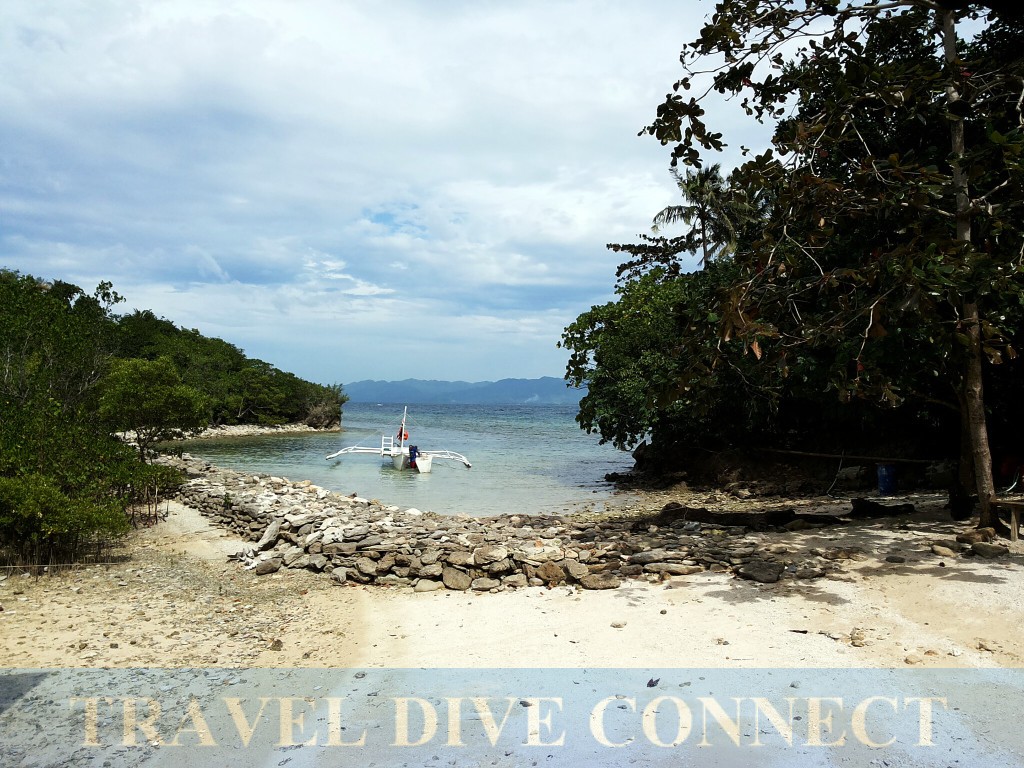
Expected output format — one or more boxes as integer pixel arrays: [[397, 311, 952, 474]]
[[176, 403, 636, 517]]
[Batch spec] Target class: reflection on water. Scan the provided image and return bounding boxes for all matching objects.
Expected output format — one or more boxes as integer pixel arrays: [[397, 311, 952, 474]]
[[176, 403, 634, 517]]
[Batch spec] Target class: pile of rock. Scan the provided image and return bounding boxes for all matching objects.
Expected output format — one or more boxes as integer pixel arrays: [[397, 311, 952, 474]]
[[164, 455, 839, 592]]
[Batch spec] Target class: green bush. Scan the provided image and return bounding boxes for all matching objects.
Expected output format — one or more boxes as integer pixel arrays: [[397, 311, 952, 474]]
[[0, 475, 129, 564]]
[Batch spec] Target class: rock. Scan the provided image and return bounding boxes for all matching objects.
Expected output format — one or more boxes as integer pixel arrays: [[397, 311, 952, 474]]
[[282, 545, 306, 566], [564, 560, 590, 580], [931, 545, 957, 559], [346, 569, 370, 584], [377, 574, 412, 587], [442, 566, 472, 591], [643, 563, 703, 576], [471, 577, 501, 591], [307, 554, 328, 571], [344, 525, 371, 540], [502, 573, 528, 589], [284, 511, 317, 528], [794, 568, 825, 579], [579, 573, 620, 590], [420, 548, 442, 566], [395, 553, 419, 568], [736, 561, 785, 584], [322, 542, 358, 556], [821, 547, 865, 561], [473, 545, 509, 565], [418, 562, 443, 578], [972, 542, 1009, 558], [515, 545, 564, 564], [330, 568, 348, 585], [355, 557, 379, 576], [254, 558, 282, 575], [536, 561, 566, 586], [629, 549, 672, 565], [447, 550, 474, 568], [957, 528, 995, 544], [255, 520, 282, 551], [414, 579, 444, 593], [904, 654, 923, 665], [484, 558, 514, 575]]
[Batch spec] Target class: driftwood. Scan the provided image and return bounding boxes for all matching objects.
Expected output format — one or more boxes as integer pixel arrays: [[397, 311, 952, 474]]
[[764, 448, 934, 465], [848, 497, 917, 518], [649, 502, 845, 530], [646, 497, 919, 531]]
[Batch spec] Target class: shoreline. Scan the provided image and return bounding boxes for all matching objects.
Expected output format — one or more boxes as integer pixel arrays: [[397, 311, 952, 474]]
[[3, 452, 1024, 670], [187, 422, 341, 439], [3, 492, 1023, 669]]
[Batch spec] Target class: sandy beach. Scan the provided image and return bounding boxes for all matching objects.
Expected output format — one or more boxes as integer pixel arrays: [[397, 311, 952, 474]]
[[3, 490, 1023, 671], [5, 475, 1024, 768]]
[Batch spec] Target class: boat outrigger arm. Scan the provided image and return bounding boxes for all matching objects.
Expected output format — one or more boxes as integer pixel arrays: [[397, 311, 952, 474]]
[[325, 407, 471, 473]]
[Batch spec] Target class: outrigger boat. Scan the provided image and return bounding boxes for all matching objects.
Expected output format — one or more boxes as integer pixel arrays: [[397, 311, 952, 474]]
[[324, 406, 471, 473]]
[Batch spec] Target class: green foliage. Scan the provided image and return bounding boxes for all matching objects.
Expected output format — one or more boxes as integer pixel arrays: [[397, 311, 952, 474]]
[[0, 474, 129, 561], [566, 7, 1024, 486], [0, 268, 342, 562], [563, 261, 777, 452], [114, 310, 346, 426], [651, 164, 738, 265], [99, 357, 209, 461], [0, 271, 178, 562]]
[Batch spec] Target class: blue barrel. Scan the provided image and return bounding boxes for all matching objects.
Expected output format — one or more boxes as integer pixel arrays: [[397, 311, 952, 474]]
[[876, 463, 897, 496]]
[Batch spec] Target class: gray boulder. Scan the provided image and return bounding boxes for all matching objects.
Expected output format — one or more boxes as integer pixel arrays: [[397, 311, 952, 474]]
[[737, 561, 785, 583], [254, 558, 282, 575], [579, 573, 620, 590], [442, 566, 472, 591], [255, 520, 282, 551]]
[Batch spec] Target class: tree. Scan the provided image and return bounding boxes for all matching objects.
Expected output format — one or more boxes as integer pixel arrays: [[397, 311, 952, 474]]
[[113, 311, 345, 427], [652, 163, 738, 265], [99, 357, 209, 461], [642, 2, 1024, 527], [0, 271, 179, 563]]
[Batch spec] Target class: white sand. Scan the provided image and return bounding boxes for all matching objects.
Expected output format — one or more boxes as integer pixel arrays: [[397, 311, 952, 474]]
[[3, 498, 1022, 670]]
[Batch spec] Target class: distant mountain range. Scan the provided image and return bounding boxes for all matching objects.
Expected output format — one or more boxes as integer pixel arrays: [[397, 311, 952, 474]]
[[343, 376, 585, 405]]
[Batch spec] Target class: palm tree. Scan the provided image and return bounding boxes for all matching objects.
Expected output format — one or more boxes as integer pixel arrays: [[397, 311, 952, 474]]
[[652, 164, 737, 266]]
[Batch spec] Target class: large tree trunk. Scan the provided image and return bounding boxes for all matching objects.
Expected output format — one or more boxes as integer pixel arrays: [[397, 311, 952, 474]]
[[963, 301, 997, 526], [941, 11, 997, 527]]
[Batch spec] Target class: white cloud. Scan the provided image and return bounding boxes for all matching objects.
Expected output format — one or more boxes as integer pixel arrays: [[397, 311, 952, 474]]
[[0, 0, 771, 383]]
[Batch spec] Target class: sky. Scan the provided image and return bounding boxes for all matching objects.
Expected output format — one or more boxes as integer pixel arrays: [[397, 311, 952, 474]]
[[1, 1, 766, 386]]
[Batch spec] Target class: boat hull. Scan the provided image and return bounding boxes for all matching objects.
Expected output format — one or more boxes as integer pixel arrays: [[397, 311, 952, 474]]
[[325, 407, 470, 471]]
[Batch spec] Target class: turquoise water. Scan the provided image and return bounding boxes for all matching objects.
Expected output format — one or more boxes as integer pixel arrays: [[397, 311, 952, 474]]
[[176, 403, 635, 516]]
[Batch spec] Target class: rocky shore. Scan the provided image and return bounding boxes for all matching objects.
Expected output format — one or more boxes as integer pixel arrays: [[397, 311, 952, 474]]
[[187, 422, 340, 439], [7, 454, 1024, 673], [163, 453, 972, 593]]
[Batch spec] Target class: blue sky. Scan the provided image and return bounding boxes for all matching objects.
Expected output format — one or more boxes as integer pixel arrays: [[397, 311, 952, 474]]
[[1, 1, 764, 385]]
